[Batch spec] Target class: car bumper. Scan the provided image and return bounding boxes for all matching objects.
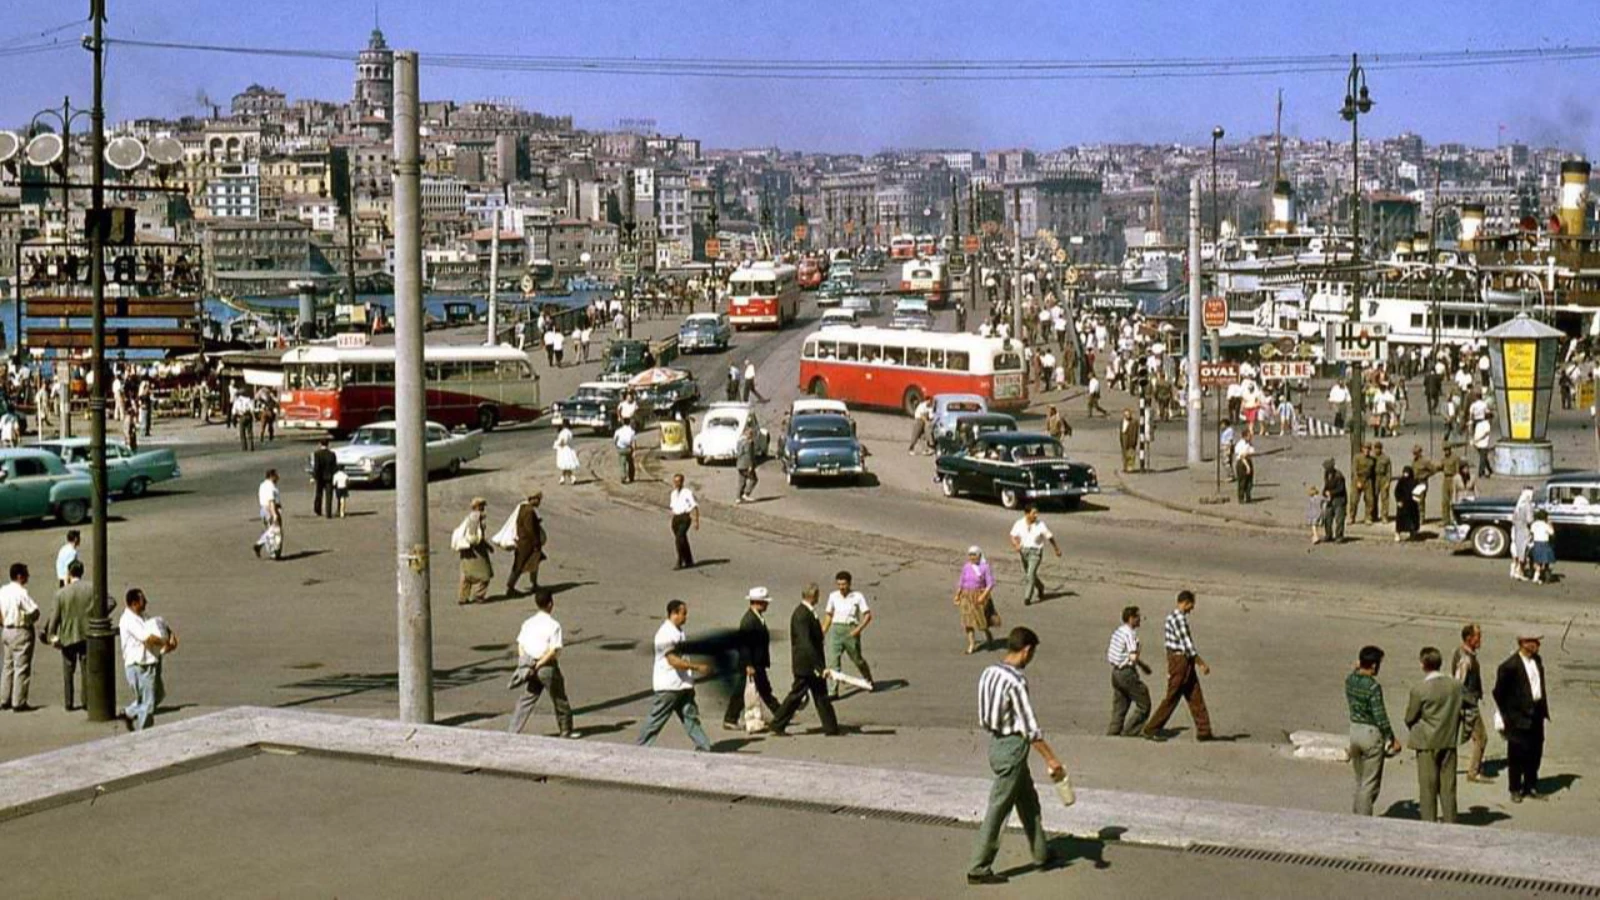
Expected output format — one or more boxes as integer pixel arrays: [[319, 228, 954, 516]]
[[550, 413, 610, 428], [1025, 485, 1099, 499], [792, 464, 865, 478], [731, 315, 778, 325]]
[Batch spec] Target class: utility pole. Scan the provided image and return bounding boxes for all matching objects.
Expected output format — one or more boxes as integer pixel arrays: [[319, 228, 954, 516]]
[[1011, 187, 1023, 345], [341, 150, 359, 329], [392, 50, 433, 724], [1187, 178, 1203, 466], [487, 207, 499, 344], [83, 0, 116, 723]]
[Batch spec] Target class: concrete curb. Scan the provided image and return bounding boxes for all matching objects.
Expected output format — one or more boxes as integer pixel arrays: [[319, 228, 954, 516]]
[[1112, 469, 1304, 534], [2, 706, 1597, 889]]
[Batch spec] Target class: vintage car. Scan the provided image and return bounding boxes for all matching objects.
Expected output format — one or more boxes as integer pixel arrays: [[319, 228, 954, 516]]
[[602, 339, 656, 377], [820, 308, 861, 328], [929, 393, 989, 445], [325, 421, 483, 488], [624, 367, 698, 420], [1445, 472, 1600, 558], [0, 448, 94, 526], [35, 438, 180, 498], [779, 413, 868, 485], [791, 398, 851, 420], [889, 299, 934, 331], [840, 294, 882, 318], [678, 312, 732, 353], [550, 382, 631, 433], [933, 412, 1019, 456], [693, 401, 771, 465], [935, 431, 1098, 510]]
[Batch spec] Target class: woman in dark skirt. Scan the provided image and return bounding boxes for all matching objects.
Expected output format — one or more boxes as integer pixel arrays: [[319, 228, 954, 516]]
[[1393, 466, 1421, 542]]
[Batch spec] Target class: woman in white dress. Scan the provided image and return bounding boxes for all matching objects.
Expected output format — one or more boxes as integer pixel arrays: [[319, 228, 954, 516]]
[[554, 427, 579, 485], [1509, 485, 1535, 581]]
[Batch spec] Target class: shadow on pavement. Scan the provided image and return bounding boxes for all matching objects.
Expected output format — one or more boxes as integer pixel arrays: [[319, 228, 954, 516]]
[[436, 711, 499, 727], [275, 549, 330, 562]]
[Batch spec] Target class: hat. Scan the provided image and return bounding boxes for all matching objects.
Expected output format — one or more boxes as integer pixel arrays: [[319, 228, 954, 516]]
[[1323, 458, 1336, 470], [967, 545, 982, 556], [1516, 628, 1544, 641], [746, 586, 770, 602]]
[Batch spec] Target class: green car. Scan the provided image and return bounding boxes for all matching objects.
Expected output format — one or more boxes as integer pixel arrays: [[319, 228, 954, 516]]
[[36, 438, 181, 498], [0, 448, 95, 526]]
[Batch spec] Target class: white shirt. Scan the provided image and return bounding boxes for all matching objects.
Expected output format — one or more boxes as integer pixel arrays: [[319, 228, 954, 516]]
[[258, 479, 281, 509], [332, 470, 349, 489], [118, 607, 159, 666], [669, 487, 697, 515], [1530, 519, 1554, 543], [913, 400, 932, 422], [56, 543, 78, 582], [516, 611, 563, 661], [1328, 383, 1350, 404], [824, 590, 870, 625], [232, 395, 255, 416], [1472, 419, 1493, 449], [652, 620, 695, 692], [614, 423, 636, 450], [1088, 376, 1100, 394], [1010, 517, 1053, 550], [1522, 653, 1543, 701], [0, 582, 39, 628], [618, 399, 638, 420], [1106, 624, 1139, 667]]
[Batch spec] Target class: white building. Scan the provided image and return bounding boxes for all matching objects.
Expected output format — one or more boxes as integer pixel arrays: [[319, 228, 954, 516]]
[[206, 161, 260, 220]]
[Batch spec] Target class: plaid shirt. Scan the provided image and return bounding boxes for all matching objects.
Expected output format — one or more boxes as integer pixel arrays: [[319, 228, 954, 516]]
[[1162, 608, 1197, 658], [1344, 671, 1393, 741]]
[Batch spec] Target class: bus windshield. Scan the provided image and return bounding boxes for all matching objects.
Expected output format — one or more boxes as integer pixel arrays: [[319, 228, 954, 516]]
[[994, 352, 1024, 372], [286, 365, 342, 390]]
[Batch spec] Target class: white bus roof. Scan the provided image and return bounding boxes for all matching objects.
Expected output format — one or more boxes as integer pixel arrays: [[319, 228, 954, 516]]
[[730, 262, 796, 279], [808, 326, 1018, 354], [281, 344, 531, 365]]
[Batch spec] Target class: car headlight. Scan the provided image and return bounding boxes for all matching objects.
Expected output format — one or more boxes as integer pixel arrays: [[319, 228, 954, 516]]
[[360, 458, 374, 471]]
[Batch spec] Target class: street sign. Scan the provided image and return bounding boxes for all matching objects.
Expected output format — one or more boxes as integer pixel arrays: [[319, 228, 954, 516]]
[[1053, 248, 1067, 263], [704, 237, 721, 258], [1202, 297, 1228, 330], [947, 252, 967, 275], [1086, 294, 1134, 311], [26, 327, 201, 351], [1325, 322, 1389, 363], [963, 234, 981, 252], [336, 332, 370, 349], [1259, 360, 1315, 381], [617, 252, 639, 277], [1198, 360, 1241, 387]]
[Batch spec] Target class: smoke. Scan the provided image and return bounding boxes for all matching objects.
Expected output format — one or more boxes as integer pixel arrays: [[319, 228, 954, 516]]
[[1514, 92, 1597, 153]]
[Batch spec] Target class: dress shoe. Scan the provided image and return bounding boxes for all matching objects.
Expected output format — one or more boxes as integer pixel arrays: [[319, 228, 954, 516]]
[[12, 704, 34, 713], [1509, 793, 1523, 804]]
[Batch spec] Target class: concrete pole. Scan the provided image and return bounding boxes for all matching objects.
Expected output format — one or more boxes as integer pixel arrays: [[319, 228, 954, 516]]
[[487, 208, 499, 345], [1011, 188, 1023, 345], [1187, 178, 1203, 466], [392, 50, 433, 725]]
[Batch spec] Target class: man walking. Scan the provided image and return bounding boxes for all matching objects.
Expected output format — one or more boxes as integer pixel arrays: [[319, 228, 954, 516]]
[[734, 422, 759, 503], [311, 439, 338, 519], [1406, 646, 1464, 823], [742, 359, 765, 403], [45, 560, 94, 710], [507, 590, 575, 738], [253, 469, 283, 560], [0, 563, 40, 712], [1322, 458, 1348, 543], [614, 417, 637, 484], [1345, 645, 1399, 815], [505, 492, 546, 596], [232, 389, 255, 451], [1087, 372, 1107, 417], [908, 397, 934, 455], [1106, 606, 1153, 736], [1373, 442, 1393, 523], [118, 587, 178, 730], [636, 600, 713, 751], [55, 529, 80, 588], [1493, 630, 1550, 802], [1452, 623, 1491, 783], [723, 586, 780, 730], [822, 570, 875, 694], [1119, 408, 1138, 473], [1008, 506, 1061, 607], [965, 627, 1066, 887], [769, 584, 840, 737], [668, 473, 699, 570], [1141, 590, 1214, 741]]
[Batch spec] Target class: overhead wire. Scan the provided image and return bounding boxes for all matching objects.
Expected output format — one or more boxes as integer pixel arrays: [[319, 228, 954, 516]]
[[0, 16, 85, 48]]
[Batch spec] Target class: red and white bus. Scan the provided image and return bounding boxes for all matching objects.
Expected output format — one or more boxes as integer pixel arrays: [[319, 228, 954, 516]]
[[889, 234, 917, 260], [278, 344, 540, 434], [798, 326, 1026, 415], [727, 261, 800, 330], [900, 258, 951, 307], [915, 233, 938, 256]]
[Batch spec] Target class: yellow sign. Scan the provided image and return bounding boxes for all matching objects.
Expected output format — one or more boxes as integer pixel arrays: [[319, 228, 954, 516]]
[[1582, 378, 1596, 411], [1503, 340, 1537, 440]]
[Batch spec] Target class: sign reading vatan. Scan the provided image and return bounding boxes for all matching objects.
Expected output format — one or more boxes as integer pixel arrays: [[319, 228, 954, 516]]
[[1325, 322, 1389, 363]]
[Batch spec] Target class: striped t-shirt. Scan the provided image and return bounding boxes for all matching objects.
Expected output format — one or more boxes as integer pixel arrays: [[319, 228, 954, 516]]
[[977, 663, 1041, 741]]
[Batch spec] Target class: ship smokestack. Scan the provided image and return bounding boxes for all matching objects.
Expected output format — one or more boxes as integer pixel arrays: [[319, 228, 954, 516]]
[[1559, 159, 1590, 235], [1270, 180, 1295, 234], [1459, 203, 1485, 250]]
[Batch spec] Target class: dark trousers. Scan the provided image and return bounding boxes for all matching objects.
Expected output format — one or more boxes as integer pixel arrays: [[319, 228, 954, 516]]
[[1506, 722, 1545, 796], [313, 479, 335, 517], [671, 513, 694, 567], [770, 672, 839, 735], [238, 419, 254, 451], [59, 641, 86, 710], [618, 449, 635, 483], [1323, 496, 1347, 542], [723, 666, 779, 725], [1477, 448, 1492, 477], [1143, 651, 1213, 738], [737, 466, 758, 499], [1108, 666, 1151, 736]]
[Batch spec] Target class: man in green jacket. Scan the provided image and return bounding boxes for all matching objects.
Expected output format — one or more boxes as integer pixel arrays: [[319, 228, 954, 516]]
[[1405, 645, 1464, 823], [1372, 442, 1394, 523], [45, 560, 95, 711]]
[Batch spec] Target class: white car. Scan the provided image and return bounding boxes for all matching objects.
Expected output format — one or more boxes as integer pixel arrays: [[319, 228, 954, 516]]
[[693, 402, 770, 464], [820, 308, 861, 328], [790, 398, 850, 419], [330, 421, 483, 488]]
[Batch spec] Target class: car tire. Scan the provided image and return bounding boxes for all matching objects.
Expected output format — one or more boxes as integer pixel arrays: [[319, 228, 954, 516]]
[[941, 475, 959, 498], [999, 487, 1022, 510], [1469, 524, 1508, 558], [379, 465, 396, 489], [476, 406, 499, 433], [57, 499, 88, 525], [808, 378, 829, 399], [902, 387, 924, 418], [124, 476, 150, 498]]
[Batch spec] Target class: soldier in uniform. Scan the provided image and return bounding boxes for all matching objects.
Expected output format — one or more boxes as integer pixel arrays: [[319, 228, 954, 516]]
[[1348, 444, 1376, 524], [1439, 446, 1463, 527], [1410, 445, 1439, 523], [1372, 442, 1394, 523]]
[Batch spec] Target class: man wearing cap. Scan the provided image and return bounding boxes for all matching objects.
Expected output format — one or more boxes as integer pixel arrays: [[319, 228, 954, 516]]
[[723, 586, 779, 730], [1372, 442, 1394, 523], [1493, 631, 1551, 802], [1410, 445, 1439, 522]]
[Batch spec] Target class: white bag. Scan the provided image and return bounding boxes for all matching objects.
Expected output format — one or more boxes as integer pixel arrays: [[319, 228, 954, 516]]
[[491, 505, 521, 551], [741, 681, 769, 733], [449, 517, 474, 552], [825, 668, 873, 692]]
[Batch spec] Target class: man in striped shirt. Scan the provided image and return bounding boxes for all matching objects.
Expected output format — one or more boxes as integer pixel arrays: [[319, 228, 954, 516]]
[[1141, 590, 1215, 741], [967, 627, 1065, 886], [1106, 606, 1153, 736], [1346, 645, 1400, 815]]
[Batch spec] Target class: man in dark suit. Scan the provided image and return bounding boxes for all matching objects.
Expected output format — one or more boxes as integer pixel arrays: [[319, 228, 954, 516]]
[[723, 586, 780, 730], [311, 439, 338, 519], [769, 583, 839, 736], [1492, 630, 1551, 803], [45, 560, 94, 710]]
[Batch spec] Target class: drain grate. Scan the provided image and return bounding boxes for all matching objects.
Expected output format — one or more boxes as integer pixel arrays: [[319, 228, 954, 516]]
[[1188, 843, 1600, 896]]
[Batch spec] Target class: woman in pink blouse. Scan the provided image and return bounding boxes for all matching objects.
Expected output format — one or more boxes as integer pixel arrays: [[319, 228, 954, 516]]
[[951, 545, 998, 654]]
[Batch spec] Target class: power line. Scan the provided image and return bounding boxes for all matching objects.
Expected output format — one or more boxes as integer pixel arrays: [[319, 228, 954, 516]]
[[0, 16, 85, 49]]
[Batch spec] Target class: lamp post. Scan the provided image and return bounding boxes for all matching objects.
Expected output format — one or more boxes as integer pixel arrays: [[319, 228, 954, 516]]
[[1210, 126, 1225, 250], [1340, 53, 1375, 471], [621, 218, 636, 338], [706, 205, 719, 313]]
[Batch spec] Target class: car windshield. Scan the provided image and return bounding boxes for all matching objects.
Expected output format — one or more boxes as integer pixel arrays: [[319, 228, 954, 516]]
[[705, 414, 742, 430], [350, 429, 397, 447], [795, 420, 852, 439], [944, 401, 983, 414], [574, 386, 614, 400], [683, 320, 717, 331], [1008, 442, 1063, 461]]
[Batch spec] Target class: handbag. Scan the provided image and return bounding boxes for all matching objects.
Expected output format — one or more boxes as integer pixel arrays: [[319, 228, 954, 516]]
[[741, 680, 769, 733], [491, 504, 521, 550]]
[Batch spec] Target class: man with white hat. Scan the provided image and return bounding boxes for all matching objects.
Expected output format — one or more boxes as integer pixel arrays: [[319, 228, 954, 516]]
[[1492, 629, 1551, 803], [723, 586, 779, 730]]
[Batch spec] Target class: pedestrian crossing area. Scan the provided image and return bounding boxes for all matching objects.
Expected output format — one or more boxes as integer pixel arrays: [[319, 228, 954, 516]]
[[1298, 416, 1347, 438]]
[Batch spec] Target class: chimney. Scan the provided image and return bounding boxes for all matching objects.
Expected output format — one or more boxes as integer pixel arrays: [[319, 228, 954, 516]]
[[1559, 159, 1590, 236], [1459, 203, 1485, 250], [1269, 179, 1295, 234]]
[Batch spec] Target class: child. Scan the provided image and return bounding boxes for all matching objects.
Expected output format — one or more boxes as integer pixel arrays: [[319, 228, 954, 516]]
[[1528, 509, 1555, 584], [333, 469, 350, 518], [1306, 484, 1325, 545]]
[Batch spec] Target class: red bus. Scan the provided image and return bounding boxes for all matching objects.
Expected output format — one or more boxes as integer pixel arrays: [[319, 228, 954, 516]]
[[279, 344, 540, 434], [900, 258, 951, 307], [799, 326, 1026, 415], [728, 262, 800, 330], [889, 234, 917, 260]]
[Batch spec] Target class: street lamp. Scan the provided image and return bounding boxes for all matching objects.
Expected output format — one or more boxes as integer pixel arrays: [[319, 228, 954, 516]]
[[1210, 126, 1225, 251], [1340, 53, 1375, 470], [706, 205, 720, 314], [621, 218, 637, 338]]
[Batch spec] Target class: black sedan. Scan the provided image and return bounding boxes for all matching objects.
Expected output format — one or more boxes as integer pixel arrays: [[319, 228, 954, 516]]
[[779, 413, 869, 485], [1446, 471, 1600, 559], [935, 431, 1098, 510], [933, 412, 1018, 456]]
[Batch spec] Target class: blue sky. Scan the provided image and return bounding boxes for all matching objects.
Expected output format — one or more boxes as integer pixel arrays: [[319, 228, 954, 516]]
[[4, 0, 1596, 155]]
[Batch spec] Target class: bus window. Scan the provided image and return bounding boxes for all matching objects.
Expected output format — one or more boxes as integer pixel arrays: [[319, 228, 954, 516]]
[[374, 364, 395, 384], [882, 346, 905, 366], [926, 349, 945, 369], [905, 347, 929, 368], [802, 340, 817, 360], [947, 351, 970, 372], [498, 361, 528, 379], [994, 352, 1022, 372], [836, 342, 858, 362], [815, 340, 836, 360]]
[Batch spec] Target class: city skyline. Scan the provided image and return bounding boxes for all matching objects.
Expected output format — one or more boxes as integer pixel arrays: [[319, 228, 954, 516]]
[[2, 0, 1598, 154]]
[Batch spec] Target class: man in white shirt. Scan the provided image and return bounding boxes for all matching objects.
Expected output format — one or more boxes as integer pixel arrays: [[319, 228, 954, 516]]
[[1009, 507, 1062, 606], [822, 570, 875, 694], [231, 391, 256, 451], [1106, 606, 1153, 736], [1327, 381, 1351, 429], [741, 359, 764, 404], [507, 590, 575, 737], [0, 412, 18, 448], [908, 399, 934, 455], [1087, 374, 1107, 417], [614, 420, 637, 484], [550, 329, 566, 367], [668, 473, 699, 569], [636, 600, 713, 751], [55, 529, 81, 587], [617, 392, 639, 431], [253, 469, 283, 560], [118, 587, 177, 731], [1, 563, 41, 711]]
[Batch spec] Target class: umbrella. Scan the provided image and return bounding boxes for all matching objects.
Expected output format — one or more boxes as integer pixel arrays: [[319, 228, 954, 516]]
[[628, 367, 688, 387]]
